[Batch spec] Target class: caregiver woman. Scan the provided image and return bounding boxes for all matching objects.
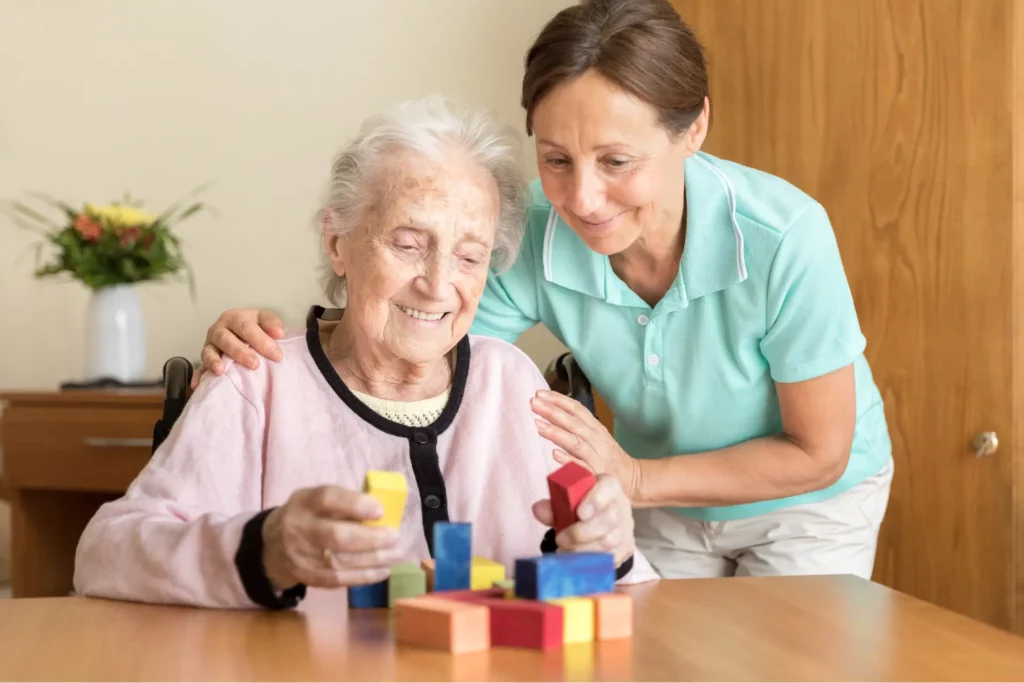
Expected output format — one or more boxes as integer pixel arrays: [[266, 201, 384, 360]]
[[196, 0, 893, 579]]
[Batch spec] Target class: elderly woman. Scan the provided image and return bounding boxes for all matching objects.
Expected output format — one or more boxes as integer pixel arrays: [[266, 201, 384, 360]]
[[196, 0, 893, 581], [73, 97, 655, 609]]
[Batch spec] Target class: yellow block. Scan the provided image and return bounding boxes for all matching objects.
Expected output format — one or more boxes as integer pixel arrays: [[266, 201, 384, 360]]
[[470, 557, 506, 590], [493, 579, 516, 598], [547, 597, 595, 644], [363, 470, 408, 529]]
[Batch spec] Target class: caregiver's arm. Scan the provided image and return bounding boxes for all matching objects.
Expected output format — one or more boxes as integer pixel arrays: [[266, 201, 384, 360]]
[[533, 200, 865, 507], [532, 365, 854, 508], [632, 365, 855, 507]]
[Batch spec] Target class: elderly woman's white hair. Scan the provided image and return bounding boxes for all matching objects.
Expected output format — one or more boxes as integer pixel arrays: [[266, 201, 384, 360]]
[[316, 95, 529, 306]]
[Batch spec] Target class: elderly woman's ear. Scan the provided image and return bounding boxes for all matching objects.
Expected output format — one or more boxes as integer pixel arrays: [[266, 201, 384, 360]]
[[321, 211, 347, 277]]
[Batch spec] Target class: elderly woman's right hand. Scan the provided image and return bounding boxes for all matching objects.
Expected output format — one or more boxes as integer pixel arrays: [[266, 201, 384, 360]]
[[261, 485, 404, 591], [192, 308, 287, 389]]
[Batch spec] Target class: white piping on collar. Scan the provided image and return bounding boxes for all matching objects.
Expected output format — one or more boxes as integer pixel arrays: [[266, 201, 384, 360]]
[[692, 155, 748, 281], [542, 207, 557, 281]]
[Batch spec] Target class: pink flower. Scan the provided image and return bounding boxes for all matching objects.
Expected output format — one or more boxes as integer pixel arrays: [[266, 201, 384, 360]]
[[119, 226, 141, 247], [73, 215, 102, 241]]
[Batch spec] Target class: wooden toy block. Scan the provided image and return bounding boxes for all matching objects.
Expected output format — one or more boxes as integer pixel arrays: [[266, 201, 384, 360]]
[[394, 596, 490, 654], [493, 579, 516, 598], [388, 562, 426, 607], [547, 462, 596, 532], [348, 579, 388, 608], [514, 552, 615, 600], [476, 598, 564, 650], [546, 596, 595, 644], [470, 556, 506, 590], [593, 592, 633, 640], [363, 470, 408, 529], [432, 587, 505, 602], [433, 522, 471, 591], [421, 558, 435, 591]]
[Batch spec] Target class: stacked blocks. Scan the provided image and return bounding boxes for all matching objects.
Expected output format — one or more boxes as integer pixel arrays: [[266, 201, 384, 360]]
[[348, 465, 633, 654], [433, 522, 471, 591], [348, 579, 388, 608], [363, 470, 408, 529], [470, 556, 506, 589], [514, 552, 615, 600], [394, 597, 490, 654], [388, 562, 427, 607], [420, 558, 436, 591], [547, 597, 595, 644], [547, 461, 597, 532]]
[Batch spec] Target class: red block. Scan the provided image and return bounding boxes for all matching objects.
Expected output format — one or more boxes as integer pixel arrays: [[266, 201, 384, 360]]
[[477, 598, 564, 650], [547, 462, 597, 532], [432, 587, 505, 602]]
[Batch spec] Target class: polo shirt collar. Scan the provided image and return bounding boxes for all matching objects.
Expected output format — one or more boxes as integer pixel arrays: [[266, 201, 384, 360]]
[[540, 152, 748, 308]]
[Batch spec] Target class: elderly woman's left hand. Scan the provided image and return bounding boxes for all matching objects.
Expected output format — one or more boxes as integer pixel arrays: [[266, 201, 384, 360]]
[[531, 390, 641, 501]]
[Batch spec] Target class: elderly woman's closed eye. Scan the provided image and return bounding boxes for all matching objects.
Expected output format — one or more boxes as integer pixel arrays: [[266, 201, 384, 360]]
[[72, 95, 655, 610]]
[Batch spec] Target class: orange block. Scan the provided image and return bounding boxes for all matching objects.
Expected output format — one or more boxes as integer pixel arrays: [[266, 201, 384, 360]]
[[394, 596, 490, 654], [593, 593, 633, 640], [421, 558, 435, 591]]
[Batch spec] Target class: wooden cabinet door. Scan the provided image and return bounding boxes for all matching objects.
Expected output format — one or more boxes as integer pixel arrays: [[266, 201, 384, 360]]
[[672, 0, 1022, 632]]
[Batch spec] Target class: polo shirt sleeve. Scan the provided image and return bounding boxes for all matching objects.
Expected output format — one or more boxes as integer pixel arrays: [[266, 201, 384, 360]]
[[759, 201, 867, 383], [470, 213, 543, 344]]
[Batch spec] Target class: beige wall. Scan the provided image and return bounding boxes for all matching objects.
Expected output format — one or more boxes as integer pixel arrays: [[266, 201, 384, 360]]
[[0, 0, 574, 584]]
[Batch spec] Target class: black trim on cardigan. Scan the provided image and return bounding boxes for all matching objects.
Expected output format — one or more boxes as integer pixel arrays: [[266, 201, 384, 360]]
[[234, 508, 307, 610], [539, 527, 635, 580], [304, 305, 471, 555]]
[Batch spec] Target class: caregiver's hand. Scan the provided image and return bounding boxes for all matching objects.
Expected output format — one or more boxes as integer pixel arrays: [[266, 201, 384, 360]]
[[192, 308, 286, 389], [532, 474, 635, 566], [531, 390, 641, 502], [262, 485, 404, 592]]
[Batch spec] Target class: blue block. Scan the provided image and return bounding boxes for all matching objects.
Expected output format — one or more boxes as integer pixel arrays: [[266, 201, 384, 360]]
[[433, 522, 471, 591], [348, 579, 388, 608], [514, 552, 615, 600]]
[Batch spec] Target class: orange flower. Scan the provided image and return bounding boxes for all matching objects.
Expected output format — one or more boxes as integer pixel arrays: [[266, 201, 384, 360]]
[[73, 214, 102, 241]]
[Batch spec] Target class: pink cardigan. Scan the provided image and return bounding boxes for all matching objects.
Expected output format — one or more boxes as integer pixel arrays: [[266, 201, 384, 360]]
[[73, 307, 656, 609]]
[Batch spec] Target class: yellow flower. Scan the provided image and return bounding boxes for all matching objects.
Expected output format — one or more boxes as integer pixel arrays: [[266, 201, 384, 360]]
[[85, 203, 156, 228]]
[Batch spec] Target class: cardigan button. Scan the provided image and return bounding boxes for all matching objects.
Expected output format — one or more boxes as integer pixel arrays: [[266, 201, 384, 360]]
[[423, 494, 442, 509], [413, 432, 429, 444]]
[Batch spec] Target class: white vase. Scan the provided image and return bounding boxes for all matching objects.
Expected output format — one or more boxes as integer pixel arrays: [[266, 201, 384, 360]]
[[86, 284, 147, 382]]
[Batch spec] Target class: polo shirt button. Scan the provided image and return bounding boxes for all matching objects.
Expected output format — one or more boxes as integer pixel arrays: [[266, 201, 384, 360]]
[[423, 494, 441, 509], [637, 314, 649, 326], [413, 432, 429, 444], [648, 354, 660, 366]]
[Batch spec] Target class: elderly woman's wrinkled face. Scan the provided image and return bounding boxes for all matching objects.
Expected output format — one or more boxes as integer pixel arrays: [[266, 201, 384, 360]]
[[326, 148, 499, 365]]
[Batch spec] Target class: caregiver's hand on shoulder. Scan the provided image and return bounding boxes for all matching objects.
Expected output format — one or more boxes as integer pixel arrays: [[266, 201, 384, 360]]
[[532, 474, 635, 566], [261, 485, 403, 592], [531, 390, 641, 502], [191, 308, 286, 389]]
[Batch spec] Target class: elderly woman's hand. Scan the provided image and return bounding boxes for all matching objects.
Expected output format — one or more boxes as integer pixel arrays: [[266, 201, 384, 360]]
[[531, 390, 641, 501], [532, 474, 636, 566], [191, 308, 287, 389], [261, 485, 404, 592]]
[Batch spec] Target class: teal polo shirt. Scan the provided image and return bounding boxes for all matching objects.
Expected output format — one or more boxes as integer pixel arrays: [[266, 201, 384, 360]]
[[471, 151, 891, 521]]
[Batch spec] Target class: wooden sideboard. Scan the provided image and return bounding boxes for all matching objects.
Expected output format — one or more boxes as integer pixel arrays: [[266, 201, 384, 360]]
[[0, 391, 162, 598]]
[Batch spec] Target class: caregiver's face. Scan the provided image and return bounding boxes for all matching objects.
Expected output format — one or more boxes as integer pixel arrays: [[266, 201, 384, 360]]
[[327, 147, 499, 365], [532, 69, 703, 256]]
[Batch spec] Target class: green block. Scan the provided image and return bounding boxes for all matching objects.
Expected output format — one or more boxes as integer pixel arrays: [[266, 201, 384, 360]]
[[388, 562, 426, 607], [493, 579, 515, 596]]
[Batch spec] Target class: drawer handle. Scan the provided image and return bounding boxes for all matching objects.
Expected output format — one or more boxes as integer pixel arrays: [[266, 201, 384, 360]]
[[83, 437, 152, 448]]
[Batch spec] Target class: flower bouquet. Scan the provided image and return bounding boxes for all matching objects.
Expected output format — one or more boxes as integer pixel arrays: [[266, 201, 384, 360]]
[[6, 190, 210, 383]]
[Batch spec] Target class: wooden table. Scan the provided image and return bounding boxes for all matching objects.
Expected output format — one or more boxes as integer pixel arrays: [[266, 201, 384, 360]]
[[1, 576, 1022, 681], [0, 390, 162, 598]]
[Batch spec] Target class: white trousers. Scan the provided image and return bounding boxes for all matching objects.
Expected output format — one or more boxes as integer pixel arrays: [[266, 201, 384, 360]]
[[633, 460, 894, 579]]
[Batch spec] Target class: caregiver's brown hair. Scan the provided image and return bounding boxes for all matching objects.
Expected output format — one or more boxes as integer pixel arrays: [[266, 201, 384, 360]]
[[521, 0, 710, 136]]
